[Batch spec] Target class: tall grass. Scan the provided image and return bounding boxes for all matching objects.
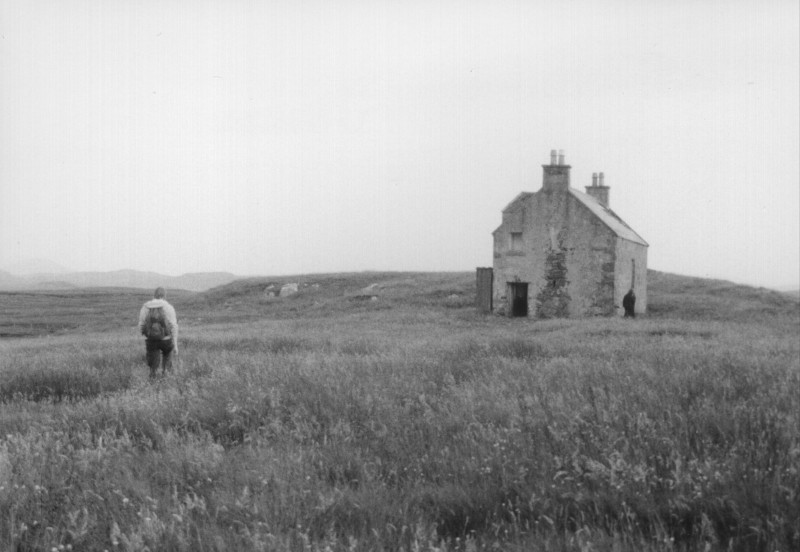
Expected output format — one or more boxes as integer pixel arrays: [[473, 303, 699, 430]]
[[0, 276, 798, 551]]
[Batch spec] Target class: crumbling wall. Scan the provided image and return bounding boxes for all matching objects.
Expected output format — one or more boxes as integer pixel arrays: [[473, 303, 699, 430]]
[[535, 246, 571, 318]]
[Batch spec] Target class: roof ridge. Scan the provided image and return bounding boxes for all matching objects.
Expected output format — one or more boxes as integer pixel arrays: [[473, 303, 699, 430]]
[[569, 188, 648, 246]]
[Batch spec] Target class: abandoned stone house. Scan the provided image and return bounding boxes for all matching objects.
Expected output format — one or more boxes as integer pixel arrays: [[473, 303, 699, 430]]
[[476, 150, 648, 318]]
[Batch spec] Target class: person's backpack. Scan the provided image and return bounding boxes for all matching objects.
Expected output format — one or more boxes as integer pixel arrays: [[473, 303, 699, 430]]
[[143, 306, 170, 339]]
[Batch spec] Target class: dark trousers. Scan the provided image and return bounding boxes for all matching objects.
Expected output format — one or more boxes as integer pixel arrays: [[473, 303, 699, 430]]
[[145, 338, 174, 378], [623, 305, 636, 318]]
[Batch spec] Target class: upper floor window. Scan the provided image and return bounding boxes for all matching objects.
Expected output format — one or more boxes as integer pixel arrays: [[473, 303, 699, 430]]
[[509, 232, 523, 252]]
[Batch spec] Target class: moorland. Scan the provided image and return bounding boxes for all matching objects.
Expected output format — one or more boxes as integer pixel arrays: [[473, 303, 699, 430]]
[[0, 270, 798, 551]]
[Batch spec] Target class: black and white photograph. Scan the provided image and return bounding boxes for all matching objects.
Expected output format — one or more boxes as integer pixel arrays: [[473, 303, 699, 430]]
[[1, 1, 798, 550]]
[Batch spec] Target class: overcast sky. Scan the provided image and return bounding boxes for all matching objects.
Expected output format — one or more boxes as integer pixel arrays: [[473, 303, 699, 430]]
[[1, 0, 798, 289]]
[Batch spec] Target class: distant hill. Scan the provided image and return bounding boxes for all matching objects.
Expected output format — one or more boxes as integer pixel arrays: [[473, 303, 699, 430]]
[[0, 269, 239, 292]]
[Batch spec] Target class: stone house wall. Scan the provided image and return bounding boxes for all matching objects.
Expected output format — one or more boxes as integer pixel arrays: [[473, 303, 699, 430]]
[[493, 189, 619, 317]]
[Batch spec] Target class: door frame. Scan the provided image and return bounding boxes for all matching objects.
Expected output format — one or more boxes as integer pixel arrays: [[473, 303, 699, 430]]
[[507, 281, 529, 317]]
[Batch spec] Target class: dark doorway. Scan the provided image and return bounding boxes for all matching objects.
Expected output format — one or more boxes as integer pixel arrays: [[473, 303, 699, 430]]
[[508, 282, 529, 317]]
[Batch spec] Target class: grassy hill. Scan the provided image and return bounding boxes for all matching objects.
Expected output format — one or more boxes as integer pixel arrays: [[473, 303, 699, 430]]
[[1, 270, 795, 337], [189, 269, 798, 326], [187, 271, 477, 321], [0, 271, 797, 551], [0, 288, 196, 338], [646, 270, 798, 321]]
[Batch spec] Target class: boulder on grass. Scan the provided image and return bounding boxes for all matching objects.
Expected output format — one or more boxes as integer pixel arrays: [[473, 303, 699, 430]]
[[280, 283, 299, 297]]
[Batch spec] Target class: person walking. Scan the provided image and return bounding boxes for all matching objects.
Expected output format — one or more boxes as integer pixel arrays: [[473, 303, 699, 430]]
[[138, 287, 179, 378], [622, 288, 636, 318]]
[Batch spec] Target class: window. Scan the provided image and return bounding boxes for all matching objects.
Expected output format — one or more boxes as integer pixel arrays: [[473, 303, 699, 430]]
[[509, 232, 523, 252]]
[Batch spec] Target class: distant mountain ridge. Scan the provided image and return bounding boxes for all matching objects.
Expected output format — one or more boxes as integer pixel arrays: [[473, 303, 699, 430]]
[[0, 269, 238, 292]]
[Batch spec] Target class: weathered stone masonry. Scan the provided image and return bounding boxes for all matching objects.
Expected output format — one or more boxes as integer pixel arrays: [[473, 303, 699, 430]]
[[491, 150, 648, 318]]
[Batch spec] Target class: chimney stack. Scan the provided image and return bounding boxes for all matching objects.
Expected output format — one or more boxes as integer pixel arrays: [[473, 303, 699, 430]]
[[585, 170, 610, 206], [542, 149, 570, 192]]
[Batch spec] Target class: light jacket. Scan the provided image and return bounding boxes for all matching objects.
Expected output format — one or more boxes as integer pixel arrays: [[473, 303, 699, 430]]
[[138, 299, 179, 342]]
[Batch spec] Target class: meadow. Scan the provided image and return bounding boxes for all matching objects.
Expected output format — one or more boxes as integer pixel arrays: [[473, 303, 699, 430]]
[[0, 271, 798, 551]]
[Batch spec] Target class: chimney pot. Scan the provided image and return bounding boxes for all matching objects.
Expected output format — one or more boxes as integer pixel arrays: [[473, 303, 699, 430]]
[[542, 150, 570, 191], [585, 171, 609, 206]]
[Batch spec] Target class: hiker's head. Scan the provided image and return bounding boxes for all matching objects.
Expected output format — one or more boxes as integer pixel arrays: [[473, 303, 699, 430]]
[[154, 287, 166, 299]]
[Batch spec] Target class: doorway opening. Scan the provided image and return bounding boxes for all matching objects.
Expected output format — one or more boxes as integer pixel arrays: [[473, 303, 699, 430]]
[[508, 282, 529, 317]]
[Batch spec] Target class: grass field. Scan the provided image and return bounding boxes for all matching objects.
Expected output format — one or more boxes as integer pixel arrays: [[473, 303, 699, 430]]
[[0, 271, 798, 551]]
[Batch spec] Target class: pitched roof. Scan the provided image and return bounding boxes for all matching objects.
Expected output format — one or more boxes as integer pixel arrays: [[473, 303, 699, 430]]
[[569, 188, 648, 246], [492, 192, 532, 235], [500, 192, 533, 213], [494, 188, 648, 246]]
